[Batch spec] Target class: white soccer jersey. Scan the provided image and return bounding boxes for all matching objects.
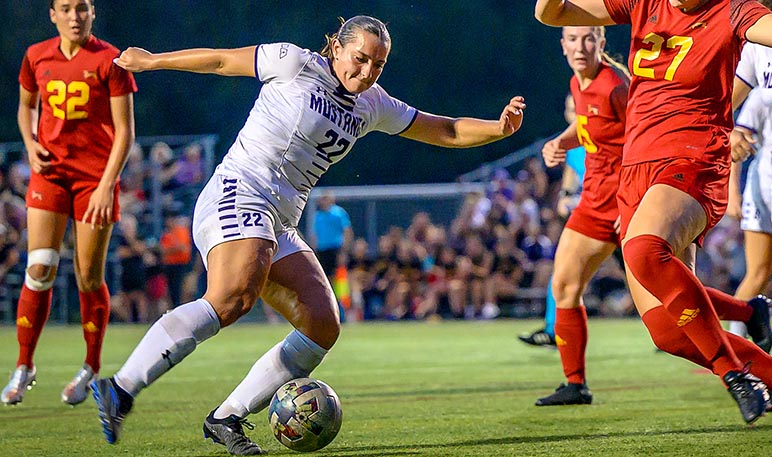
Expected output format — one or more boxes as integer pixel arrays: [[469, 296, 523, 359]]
[[215, 43, 417, 227], [735, 88, 772, 233], [736, 42, 772, 89]]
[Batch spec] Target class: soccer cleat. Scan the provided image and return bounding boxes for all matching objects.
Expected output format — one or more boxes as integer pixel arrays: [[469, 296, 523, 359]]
[[518, 328, 556, 348], [723, 367, 768, 424], [203, 409, 265, 456], [91, 377, 134, 444], [535, 382, 593, 406], [746, 295, 772, 353], [1, 365, 37, 405], [61, 364, 96, 406]]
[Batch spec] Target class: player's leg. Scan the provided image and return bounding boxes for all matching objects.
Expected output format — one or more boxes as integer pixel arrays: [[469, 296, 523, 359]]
[[1, 207, 68, 405], [535, 227, 615, 406], [729, 231, 772, 337], [93, 236, 270, 444], [93, 174, 279, 444], [211, 243, 338, 420], [518, 275, 557, 347], [204, 236, 336, 456], [623, 184, 743, 372], [623, 183, 767, 423], [61, 219, 114, 405]]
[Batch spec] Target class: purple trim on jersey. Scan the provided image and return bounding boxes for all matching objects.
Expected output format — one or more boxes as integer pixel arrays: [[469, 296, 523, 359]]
[[735, 122, 758, 134], [736, 75, 755, 90], [393, 110, 419, 136]]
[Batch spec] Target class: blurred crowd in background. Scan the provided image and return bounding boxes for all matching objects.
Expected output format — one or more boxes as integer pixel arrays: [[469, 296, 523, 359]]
[[0, 144, 755, 325]]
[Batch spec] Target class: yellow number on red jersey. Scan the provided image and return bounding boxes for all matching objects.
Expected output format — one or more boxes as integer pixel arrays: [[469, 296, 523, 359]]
[[632, 33, 693, 82], [576, 115, 598, 154], [46, 80, 90, 120]]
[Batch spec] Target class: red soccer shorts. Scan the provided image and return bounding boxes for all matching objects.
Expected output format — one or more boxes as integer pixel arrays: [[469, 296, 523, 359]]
[[564, 203, 620, 246], [616, 157, 729, 247], [27, 171, 121, 223]]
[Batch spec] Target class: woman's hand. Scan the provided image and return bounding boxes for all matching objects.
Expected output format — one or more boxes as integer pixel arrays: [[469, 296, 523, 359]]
[[27, 141, 52, 174], [499, 96, 526, 136], [730, 126, 756, 162], [82, 183, 115, 228], [113, 47, 154, 72], [542, 138, 567, 167]]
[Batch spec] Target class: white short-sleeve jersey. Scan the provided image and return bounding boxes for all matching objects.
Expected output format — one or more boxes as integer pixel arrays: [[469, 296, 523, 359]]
[[736, 42, 772, 89], [215, 42, 418, 226], [735, 88, 772, 233]]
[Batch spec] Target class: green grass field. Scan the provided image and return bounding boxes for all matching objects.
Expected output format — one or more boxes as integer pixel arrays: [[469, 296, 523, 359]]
[[0, 319, 770, 456]]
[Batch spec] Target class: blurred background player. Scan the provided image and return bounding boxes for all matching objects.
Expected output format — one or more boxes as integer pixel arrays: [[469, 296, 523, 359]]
[[535, 0, 772, 424], [726, 2, 772, 340], [1, 0, 136, 406], [519, 94, 585, 348], [312, 191, 353, 318], [530, 26, 629, 406], [94, 15, 526, 454]]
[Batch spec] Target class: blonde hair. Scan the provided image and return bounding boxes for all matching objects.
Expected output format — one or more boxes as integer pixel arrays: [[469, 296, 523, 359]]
[[320, 15, 391, 58], [589, 26, 632, 80]]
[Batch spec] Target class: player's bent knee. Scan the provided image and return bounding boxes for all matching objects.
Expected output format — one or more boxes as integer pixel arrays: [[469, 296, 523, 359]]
[[622, 234, 672, 284], [25, 248, 60, 291]]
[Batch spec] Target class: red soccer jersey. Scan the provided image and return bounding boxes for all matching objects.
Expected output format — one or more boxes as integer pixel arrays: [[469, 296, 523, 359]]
[[19, 35, 137, 181], [570, 63, 627, 212], [603, 0, 769, 166]]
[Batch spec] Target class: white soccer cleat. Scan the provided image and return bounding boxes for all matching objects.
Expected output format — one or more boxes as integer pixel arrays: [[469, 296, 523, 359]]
[[1, 365, 37, 405], [61, 364, 96, 406]]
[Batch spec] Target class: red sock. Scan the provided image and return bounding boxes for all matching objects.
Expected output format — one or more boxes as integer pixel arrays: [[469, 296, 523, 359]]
[[16, 285, 53, 368], [79, 283, 111, 373], [555, 307, 588, 384], [643, 306, 772, 385], [706, 287, 752, 322], [624, 235, 741, 377], [724, 332, 772, 386], [641, 306, 712, 370]]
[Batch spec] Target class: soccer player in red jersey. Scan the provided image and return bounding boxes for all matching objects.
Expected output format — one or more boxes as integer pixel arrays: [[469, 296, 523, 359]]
[[535, 0, 772, 424], [535, 26, 629, 406], [1, 0, 137, 406]]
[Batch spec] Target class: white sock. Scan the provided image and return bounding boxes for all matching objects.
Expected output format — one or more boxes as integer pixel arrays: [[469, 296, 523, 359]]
[[213, 329, 327, 419], [114, 299, 220, 397], [728, 320, 748, 338]]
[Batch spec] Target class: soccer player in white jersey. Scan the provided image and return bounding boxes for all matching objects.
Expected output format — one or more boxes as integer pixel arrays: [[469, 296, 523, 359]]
[[726, 0, 772, 342], [92, 15, 526, 455]]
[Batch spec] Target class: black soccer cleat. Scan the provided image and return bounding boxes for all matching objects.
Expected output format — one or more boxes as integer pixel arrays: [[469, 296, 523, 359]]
[[91, 377, 134, 444], [203, 409, 265, 455], [535, 382, 593, 406], [518, 328, 557, 348], [746, 295, 772, 353], [723, 367, 768, 424]]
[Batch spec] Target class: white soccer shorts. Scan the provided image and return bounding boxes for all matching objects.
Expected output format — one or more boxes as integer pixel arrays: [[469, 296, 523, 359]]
[[192, 174, 312, 269], [741, 159, 772, 234]]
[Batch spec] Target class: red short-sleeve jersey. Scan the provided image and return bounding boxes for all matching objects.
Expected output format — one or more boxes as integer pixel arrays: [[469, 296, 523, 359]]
[[569, 63, 628, 224], [602, 0, 769, 166], [19, 35, 137, 181]]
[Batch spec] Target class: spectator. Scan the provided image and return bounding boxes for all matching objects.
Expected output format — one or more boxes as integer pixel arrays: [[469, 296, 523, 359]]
[[112, 215, 151, 323], [159, 214, 193, 307], [174, 142, 205, 186]]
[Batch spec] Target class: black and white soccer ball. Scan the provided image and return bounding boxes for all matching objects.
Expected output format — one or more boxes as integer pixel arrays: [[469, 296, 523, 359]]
[[268, 378, 342, 452]]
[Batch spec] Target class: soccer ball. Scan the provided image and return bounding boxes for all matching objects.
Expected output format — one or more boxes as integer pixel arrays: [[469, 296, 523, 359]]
[[268, 378, 343, 452]]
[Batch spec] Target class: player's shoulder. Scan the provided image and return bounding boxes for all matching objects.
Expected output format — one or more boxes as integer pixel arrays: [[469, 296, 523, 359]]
[[85, 36, 119, 54], [25, 37, 60, 60], [599, 63, 629, 86], [260, 42, 316, 64], [257, 42, 319, 80]]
